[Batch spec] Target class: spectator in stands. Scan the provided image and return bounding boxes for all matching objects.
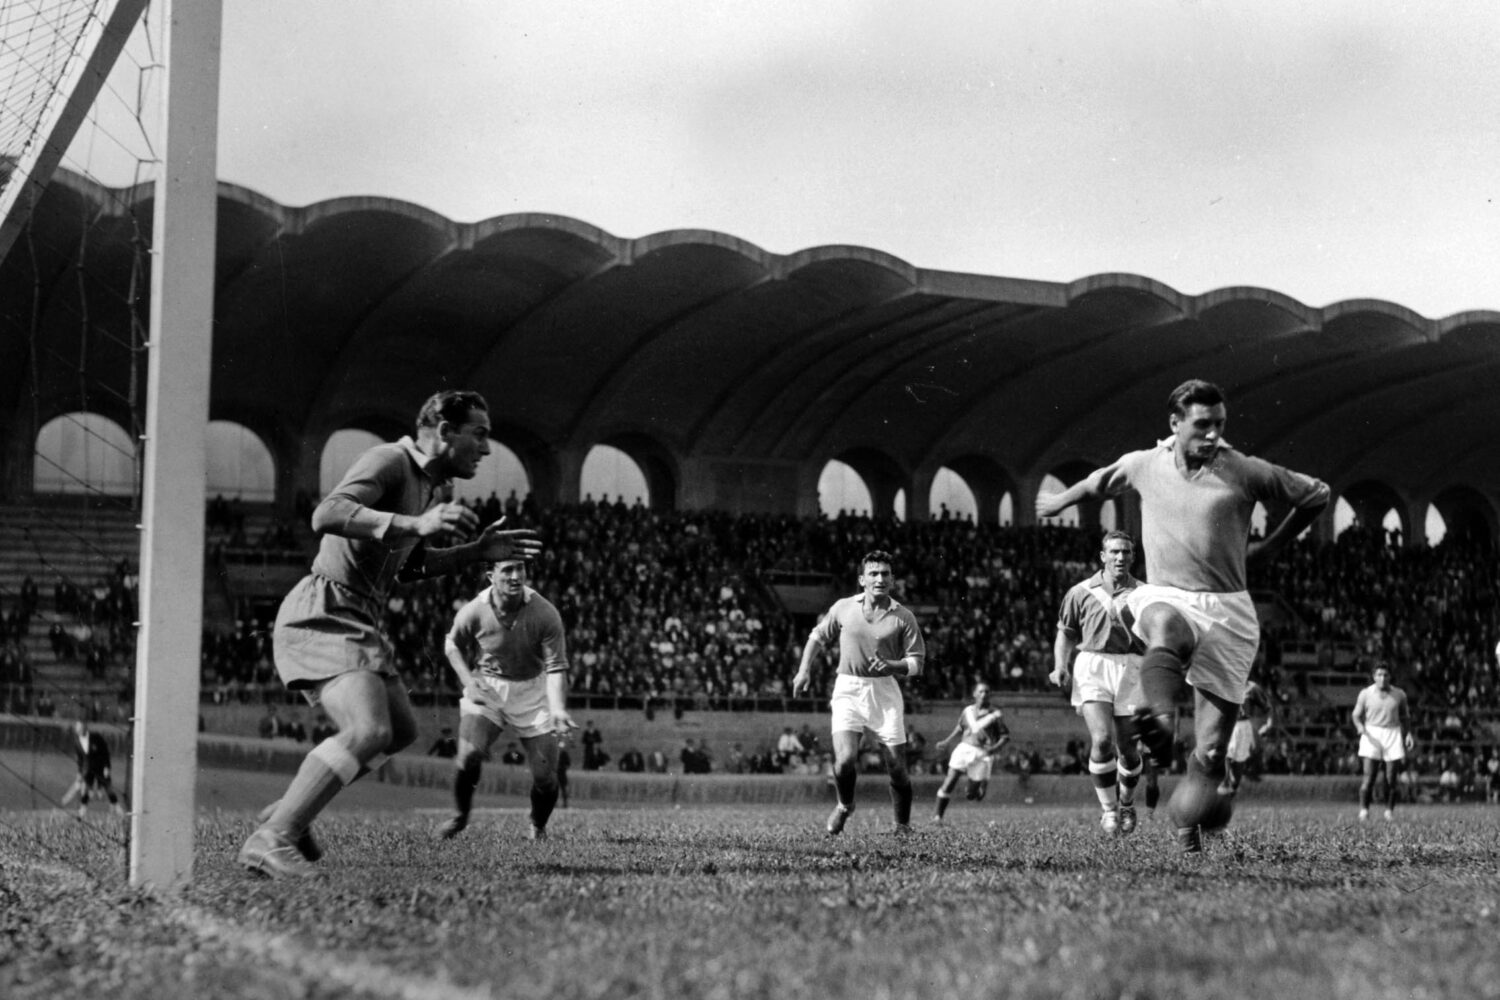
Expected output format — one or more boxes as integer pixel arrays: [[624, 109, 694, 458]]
[[646, 748, 669, 773], [257, 704, 285, 740], [500, 742, 527, 765], [237, 388, 543, 880], [310, 713, 336, 743], [581, 720, 606, 770], [681, 738, 712, 774], [618, 747, 645, 772], [775, 726, 805, 770], [284, 711, 308, 743]]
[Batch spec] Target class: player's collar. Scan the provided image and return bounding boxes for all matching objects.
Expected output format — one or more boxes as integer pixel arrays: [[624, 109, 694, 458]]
[[398, 435, 450, 485]]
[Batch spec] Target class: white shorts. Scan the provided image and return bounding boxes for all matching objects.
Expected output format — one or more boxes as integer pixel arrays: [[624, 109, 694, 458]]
[[459, 673, 554, 739], [830, 674, 907, 747], [1126, 585, 1259, 703], [1226, 719, 1257, 762], [946, 742, 993, 782], [1071, 650, 1144, 715], [1359, 724, 1406, 762]]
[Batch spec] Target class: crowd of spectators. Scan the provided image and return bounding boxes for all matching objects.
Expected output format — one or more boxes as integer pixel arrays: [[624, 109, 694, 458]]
[[7, 493, 1498, 785]]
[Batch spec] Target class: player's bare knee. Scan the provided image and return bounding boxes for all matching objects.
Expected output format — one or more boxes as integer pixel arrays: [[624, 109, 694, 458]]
[[341, 722, 393, 758], [457, 746, 485, 770], [1093, 734, 1117, 760]]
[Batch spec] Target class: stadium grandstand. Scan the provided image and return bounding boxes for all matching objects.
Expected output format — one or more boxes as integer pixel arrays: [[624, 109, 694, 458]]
[[2, 167, 1498, 803]]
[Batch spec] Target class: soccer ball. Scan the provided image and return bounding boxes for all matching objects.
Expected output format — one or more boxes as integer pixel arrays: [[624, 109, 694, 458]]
[[1167, 766, 1234, 831]]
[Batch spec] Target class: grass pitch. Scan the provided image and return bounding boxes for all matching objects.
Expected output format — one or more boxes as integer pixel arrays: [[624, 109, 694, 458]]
[[3, 800, 1499, 1000]]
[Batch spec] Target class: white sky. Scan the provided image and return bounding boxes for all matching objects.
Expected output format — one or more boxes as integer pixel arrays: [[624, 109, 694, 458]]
[[54, 0, 1500, 319]]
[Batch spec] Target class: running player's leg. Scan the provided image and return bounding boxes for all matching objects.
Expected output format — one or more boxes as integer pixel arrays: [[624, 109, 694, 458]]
[[933, 766, 963, 821], [1082, 701, 1120, 832], [1358, 756, 1378, 818], [827, 730, 861, 834], [1131, 603, 1196, 768], [1168, 687, 1237, 845], [882, 741, 913, 832], [245, 671, 396, 875], [444, 712, 502, 838], [1113, 715, 1143, 832], [520, 730, 561, 838], [1383, 760, 1401, 819], [1142, 753, 1161, 814]]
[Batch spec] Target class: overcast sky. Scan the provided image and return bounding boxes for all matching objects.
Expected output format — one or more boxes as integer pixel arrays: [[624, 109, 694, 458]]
[[60, 0, 1500, 319]]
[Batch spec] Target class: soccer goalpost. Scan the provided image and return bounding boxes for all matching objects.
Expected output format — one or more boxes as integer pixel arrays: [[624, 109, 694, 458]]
[[0, 0, 222, 891]]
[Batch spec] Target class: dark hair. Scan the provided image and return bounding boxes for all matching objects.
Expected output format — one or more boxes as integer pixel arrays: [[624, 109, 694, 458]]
[[416, 389, 489, 432], [1167, 379, 1225, 417], [1101, 529, 1134, 550], [860, 549, 896, 573]]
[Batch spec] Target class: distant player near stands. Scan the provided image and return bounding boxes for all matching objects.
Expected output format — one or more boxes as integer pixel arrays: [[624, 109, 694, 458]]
[[792, 550, 925, 837], [437, 556, 575, 841], [1036, 379, 1330, 853], [1050, 530, 1149, 835], [1219, 670, 1274, 797], [931, 681, 1010, 823], [1352, 664, 1413, 821], [238, 389, 542, 879], [60, 719, 124, 818]]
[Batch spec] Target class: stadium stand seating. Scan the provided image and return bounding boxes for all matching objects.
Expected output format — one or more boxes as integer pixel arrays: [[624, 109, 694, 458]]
[[3, 498, 1495, 791]]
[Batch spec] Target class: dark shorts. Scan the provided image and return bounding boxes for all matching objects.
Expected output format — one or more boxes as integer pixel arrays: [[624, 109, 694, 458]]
[[273, 574, 394, 691]]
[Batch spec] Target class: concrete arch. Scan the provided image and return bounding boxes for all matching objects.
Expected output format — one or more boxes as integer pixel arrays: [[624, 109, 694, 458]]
[[1338, 480, 1409, 539], [1429, 486, 1496, 548], [596, 432, 680, 512], [834, 447, 908, 521], [933, 454, 1016, 526]]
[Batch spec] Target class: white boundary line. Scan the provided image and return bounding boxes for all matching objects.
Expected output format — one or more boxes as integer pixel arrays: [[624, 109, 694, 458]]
[[166, 905, 497, 1000]]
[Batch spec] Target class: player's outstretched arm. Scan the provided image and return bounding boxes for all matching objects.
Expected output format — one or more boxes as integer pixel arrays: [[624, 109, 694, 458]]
[[421, 520, 544, 578], [1034, 465, 1116, 519]]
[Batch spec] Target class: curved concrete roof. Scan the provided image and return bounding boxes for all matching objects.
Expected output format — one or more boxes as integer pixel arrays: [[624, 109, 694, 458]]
[[3, 168, 1498, 522]]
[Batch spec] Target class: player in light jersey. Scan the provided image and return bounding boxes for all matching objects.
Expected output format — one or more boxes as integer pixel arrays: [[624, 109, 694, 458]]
[[1352, 664, 1413, 821], [932, 682, 1010, 823], [1051, 530, 1148, 835], [792, 550, 926, 837], [1036, 379, 1329, 853], [438, 557, 576, 841], [1220, 671, 1274, 797]]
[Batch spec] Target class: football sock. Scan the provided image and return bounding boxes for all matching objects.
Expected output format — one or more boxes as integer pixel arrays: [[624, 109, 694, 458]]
[[1139, 647, 1186, 713], [833, 764, 857, 810], [890, 770, 913, 825], [530, 780, 559, 830], [1089, 757, 1119, 809], [267, 738, 361, 838], [454, 755, 483, 818], [935, 791, 952, 819], [1117, 757, 1142, 806]]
